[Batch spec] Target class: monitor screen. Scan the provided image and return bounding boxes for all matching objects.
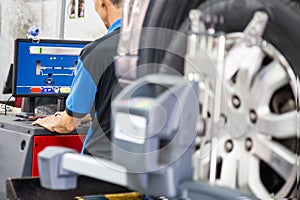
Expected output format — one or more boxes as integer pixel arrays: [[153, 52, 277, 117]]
[[12, 38, 90, 97]]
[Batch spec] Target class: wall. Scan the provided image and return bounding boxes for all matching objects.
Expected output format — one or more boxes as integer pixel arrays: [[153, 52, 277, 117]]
[[64, 0, 107, 40], [0, 0, 106, 101]]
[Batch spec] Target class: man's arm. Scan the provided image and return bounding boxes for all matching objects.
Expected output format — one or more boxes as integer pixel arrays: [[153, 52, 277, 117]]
[[32, 111, 82, 133]]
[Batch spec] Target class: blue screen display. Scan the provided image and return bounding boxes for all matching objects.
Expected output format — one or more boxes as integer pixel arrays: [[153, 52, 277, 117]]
[[13, 39, 90, 97]]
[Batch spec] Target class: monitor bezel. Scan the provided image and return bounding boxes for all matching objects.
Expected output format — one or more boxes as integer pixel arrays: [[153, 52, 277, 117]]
[[12, 38, 90, 98]]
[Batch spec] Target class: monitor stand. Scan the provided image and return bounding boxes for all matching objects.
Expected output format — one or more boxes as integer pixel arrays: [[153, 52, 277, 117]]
[[57, 97, 66, 112], [18, 97, 66, 118], [19, 97, 36, 117]]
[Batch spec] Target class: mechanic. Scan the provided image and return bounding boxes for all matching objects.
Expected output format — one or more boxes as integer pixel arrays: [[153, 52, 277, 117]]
[[32, 0, 122, 159]]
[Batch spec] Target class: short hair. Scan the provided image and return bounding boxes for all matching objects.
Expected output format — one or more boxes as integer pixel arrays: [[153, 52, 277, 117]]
[[110, 0, 122, 7]]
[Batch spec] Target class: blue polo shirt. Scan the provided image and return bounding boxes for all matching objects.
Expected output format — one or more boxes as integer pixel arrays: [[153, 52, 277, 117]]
[[65, 19, 121, 154], [107, 19, 122, 34]]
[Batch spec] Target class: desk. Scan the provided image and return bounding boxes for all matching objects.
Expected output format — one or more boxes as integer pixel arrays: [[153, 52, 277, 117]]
[[0, 115, 87, 199]]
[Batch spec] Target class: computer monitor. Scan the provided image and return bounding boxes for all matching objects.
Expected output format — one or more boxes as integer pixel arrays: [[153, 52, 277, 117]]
[[12, 38, 90, 115], [2, 63, 13, 94]]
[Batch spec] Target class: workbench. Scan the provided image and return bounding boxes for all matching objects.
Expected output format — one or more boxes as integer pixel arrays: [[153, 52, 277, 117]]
[[0, 114, 87, 199]]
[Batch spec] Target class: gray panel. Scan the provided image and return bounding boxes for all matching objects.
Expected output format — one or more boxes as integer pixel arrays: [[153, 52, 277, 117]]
[[0, 115, 87, 135], [0, 128, 32, 196], [0, 115, 49, 135], [0, 115, 88, 198]]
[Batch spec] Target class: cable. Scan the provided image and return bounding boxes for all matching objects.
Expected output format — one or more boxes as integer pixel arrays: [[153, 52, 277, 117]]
[[5, 95, 13, 116]]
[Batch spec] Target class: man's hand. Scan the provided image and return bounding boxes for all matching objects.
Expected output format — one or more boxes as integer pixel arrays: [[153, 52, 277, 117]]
[[32, 111, 82, 133]]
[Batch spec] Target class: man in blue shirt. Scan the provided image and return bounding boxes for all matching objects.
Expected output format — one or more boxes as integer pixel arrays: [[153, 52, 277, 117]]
[[33, 0, 122, 159]]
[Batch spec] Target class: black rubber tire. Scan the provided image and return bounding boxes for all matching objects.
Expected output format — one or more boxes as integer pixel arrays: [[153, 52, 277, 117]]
[[198, 0, 300, 76], [197, 1, 300, 196], [137, 0, 204, 76], [160, 0, 300, 77], [196, 1, 300, 196], [138, 0, 300, 198]]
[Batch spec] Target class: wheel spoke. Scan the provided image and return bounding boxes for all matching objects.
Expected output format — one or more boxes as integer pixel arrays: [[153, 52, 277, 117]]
[[248, 156, 271, 200], [249, 60, 289, 108], [252, 135, 297, 180], [237, 151, 251, 191], [235, 46, 265, 93], [218, 154, 238, 189], [224, 43, 249, 81], [256, 111, 297, 138]]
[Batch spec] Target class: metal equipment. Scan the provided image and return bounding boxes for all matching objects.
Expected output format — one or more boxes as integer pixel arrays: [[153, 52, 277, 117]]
[[111, 74, 198, 197], [0, 115, 86, 199], [35, 0, 299, 199], [190, 9, 300, 200]]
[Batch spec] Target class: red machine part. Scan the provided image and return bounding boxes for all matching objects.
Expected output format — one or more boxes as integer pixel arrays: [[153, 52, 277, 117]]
[[32, 134, 86, 176]]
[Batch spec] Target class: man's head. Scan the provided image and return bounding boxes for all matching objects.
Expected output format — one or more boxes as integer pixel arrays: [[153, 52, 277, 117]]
[[95, 0, 122, 29]]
